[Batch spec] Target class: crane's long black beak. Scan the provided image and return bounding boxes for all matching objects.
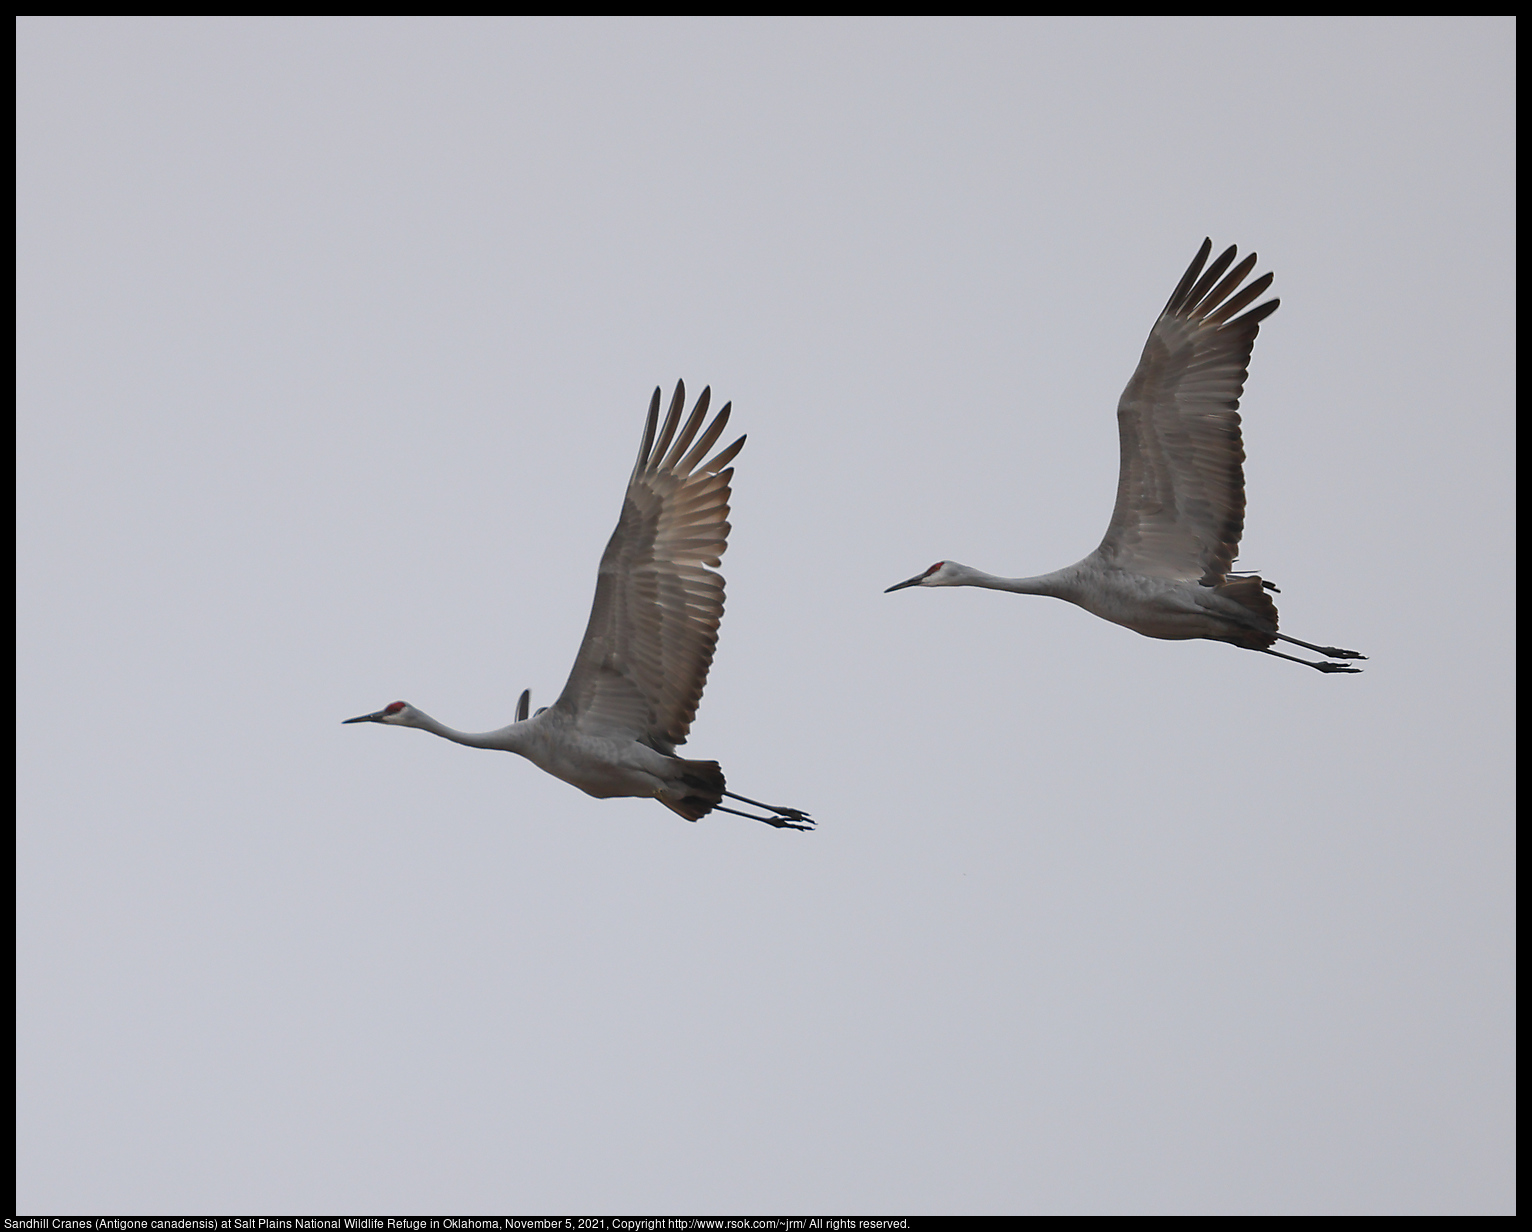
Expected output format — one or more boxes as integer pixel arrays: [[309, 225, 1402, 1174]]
[[342, 710, 385, 724], [885, 574, 925, 593]]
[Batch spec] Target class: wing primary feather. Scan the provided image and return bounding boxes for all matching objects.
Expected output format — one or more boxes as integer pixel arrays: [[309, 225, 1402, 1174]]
[[703, 437, 745, 474], [649, 380, 688, 467], [1204, 272, 1275, 326], [659, 386, 711, 472], [631, 387, 661, 483], [1227, 294, 1280, 330], [1184, 244, 1239, 314], [1163, 237, 1212, 313], [675, 402, 732, 473], [1198, 253, 1258, 315], [515, 689, 530, 722]]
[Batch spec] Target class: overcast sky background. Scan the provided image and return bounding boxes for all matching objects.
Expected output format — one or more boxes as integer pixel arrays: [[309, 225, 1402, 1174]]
[[17, 17, 1514, 1216]]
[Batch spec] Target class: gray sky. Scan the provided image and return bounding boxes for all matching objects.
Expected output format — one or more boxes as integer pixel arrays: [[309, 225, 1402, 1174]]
[[17, 16, 1514, 1215]]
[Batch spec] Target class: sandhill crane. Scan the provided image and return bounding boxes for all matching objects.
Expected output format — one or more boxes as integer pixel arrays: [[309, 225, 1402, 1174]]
[[886, 239, 1366, 674], [345, 382, 813, 830]]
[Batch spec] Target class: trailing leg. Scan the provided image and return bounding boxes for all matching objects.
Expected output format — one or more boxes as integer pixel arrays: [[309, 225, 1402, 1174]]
[[1273, 632, 1367, 660], [713, 803, 815, 830], [721, 789, 815, 830], [1255, 646, 1362, 673]]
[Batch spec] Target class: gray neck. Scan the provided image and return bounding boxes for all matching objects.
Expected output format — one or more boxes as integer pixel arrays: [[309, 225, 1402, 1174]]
[[951, 564, 1071, 598], [411, 709, 532, 753]]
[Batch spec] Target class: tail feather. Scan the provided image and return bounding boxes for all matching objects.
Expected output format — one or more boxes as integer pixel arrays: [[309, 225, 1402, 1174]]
[[1215, 576, 1279, 649], [659, 758, 725, 821]]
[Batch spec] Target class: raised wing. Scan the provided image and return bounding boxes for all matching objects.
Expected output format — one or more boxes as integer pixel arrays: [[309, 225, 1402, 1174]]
[[552, 381, 744, 752], [1096, 239, 1280, 582]]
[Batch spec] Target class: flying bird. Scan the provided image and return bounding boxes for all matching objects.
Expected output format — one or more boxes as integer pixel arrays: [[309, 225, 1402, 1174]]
[[346, 382, 813, 830], [886, 239, 1366, 674]]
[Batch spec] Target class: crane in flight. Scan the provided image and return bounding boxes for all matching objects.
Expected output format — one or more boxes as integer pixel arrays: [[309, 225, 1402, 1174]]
[[346, 382, 813, 830], [886, 239, 1366, 674]]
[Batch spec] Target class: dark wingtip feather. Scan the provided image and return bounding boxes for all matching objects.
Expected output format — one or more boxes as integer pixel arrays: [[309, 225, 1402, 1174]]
[[675, 401, 733, 474], [660, 385, 712, 472], [1163, 238, 1213, 314], [1197, 252, 1258, 317], [634, 386, 662, 476], [1239, 296, 1281, 329], [1183, 244, 1239, 315], [650, 380, 688, 467], [705, 434, 746, 473], [1204, 270, 1275, 326]]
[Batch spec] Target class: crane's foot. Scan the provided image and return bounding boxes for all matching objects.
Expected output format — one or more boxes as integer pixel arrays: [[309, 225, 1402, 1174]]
[[1313, 661, 1363, 674], [713, 803, 816, 830], [1319, 646, 1367, 659], [760, 815, 815, 831]]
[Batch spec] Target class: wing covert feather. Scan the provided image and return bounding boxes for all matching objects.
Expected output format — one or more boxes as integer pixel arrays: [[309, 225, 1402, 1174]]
[[554, 381, 743, 751], [1098, 240, 1279, 582]]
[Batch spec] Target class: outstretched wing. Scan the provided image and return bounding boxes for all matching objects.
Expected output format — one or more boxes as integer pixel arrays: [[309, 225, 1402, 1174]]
[[1095, 239, 1280, 583], [552, 381, 744, 753]]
